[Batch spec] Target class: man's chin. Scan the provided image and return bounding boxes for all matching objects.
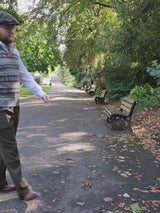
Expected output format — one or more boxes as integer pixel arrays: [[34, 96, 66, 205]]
[[3, 39, 13, 44], [8, 37, 13, 43]]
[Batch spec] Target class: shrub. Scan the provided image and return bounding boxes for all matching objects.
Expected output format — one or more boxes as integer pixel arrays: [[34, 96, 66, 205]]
[[147, 61, 160, 87], [128, 83, 160, 110], [80, 78, 90, 88], [102, 62, 139, 99]]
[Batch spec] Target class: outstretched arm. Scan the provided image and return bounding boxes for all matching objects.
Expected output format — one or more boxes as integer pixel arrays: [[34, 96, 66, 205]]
[[14, 48, 49, 103]]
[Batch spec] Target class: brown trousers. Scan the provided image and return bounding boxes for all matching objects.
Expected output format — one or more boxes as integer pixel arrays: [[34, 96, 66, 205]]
[[0, 106, 31, 199]]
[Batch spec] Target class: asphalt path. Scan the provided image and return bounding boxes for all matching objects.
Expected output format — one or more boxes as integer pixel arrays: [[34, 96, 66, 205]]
[[0, 83, 160, 213]]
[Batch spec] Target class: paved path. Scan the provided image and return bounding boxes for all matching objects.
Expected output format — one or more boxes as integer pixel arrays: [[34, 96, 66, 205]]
[[0, 83, 160, 213]]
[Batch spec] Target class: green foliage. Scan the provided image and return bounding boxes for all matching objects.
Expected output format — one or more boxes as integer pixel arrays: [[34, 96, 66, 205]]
[[113, 0, 160, 64], [14, 18, 62, 74], [95, 80, 105, 94], [154, 87, 160, 99], [147, 61, 160, 86], [128, 83, 160, 110], [103, 63, 136, 99]]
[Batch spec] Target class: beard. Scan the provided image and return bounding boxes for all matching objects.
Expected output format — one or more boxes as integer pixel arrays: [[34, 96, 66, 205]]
[[5, 35, 14, 44], [0, 34, 14, 44]]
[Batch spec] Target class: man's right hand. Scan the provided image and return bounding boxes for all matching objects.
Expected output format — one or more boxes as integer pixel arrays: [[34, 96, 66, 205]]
[[41, 94, 49, 103]]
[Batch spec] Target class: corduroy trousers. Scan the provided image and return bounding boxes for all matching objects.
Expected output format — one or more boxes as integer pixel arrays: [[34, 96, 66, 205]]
[[0, 106, 32, 199]]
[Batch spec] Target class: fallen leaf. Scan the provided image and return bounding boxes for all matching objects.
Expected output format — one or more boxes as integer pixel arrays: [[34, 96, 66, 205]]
[[133, 187, 139, 191], [120, 171, 132, 178], [148, 186, 160, 193], [30, 172, 38, 177], [130, 203, 141, 212], [140, 190, 149, 193], [76, 202, 85, 206], [81, 182, 92, 188], [119, 156, 125, 159], [123, 193, 130, 198], [69, 164, 76, 167], [53, 170, 60, 174], [42, 188, 49, 192], [154, 177, 160, 181], [104, 197, 113, 202], [65, 157, 74, 160], [118, 203, 125, 208]]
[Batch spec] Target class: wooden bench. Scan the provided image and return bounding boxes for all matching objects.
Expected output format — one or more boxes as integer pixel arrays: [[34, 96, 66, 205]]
[[85, 84, 91, 92], [88, 87, 97, 96], [95, 90, 107, 104], [104, 97, 138, 131]]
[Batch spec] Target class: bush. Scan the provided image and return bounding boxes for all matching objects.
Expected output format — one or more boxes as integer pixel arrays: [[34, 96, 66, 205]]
[[154, 87, 160, 99], [147, 61, 160, 87], [102, 62, 139, 99], [128, 83, 160, 110], [103, 73, 135, 99]]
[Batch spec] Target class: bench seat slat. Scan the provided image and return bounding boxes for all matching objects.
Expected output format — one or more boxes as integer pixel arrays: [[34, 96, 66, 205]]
[[121, 101, 133, 109], [105, 108, 128, 117], [120, 105, 132, 114], [123, 97, 135, 104]]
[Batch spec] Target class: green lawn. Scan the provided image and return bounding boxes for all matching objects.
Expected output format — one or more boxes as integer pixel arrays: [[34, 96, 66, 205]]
[[20, 85, 51, 97]]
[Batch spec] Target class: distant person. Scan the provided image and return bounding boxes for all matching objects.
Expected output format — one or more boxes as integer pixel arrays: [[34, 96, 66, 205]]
[[0, 11, 49, 201]]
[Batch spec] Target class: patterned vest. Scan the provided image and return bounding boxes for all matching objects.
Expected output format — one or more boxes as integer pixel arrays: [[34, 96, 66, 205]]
[[0, 46, 20, 107]]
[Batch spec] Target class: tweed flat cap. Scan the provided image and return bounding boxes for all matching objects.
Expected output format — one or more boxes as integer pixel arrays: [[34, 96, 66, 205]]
[[0, 11, 19, 25]]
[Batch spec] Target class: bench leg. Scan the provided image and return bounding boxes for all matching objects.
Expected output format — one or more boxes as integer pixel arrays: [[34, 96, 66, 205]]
[[109, 117, 132, 131], [95, 97, 105, 104], [127, 118, 132, 132]]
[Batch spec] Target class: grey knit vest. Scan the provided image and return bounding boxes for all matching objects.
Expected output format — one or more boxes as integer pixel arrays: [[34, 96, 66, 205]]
[[0, 46, 20, 107]]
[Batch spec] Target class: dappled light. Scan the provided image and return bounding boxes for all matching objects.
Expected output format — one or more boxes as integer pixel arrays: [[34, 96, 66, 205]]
[[25, 200, 43, 213], [57, 142, 95, 153], [60, 131, 88, 138], [53, 96, 92, 101]]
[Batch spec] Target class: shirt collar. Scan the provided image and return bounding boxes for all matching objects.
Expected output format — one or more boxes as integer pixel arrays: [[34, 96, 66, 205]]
[[0, 41, 14, 52]]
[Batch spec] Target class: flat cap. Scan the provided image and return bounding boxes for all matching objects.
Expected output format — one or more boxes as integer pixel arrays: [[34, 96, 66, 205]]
[[0, 11, 19, 25]]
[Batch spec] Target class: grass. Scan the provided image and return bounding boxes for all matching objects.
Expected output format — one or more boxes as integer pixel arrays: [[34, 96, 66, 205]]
[[20, 85, 51, 97]]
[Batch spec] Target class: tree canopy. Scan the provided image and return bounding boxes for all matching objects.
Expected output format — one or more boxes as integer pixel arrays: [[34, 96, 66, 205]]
[[31, 0, 160, 80], [1, 0, 160, 98]]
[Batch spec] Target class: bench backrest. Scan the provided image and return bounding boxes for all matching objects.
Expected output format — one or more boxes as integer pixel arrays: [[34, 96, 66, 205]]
[[101, 90, 107, 97], [120, 97, 137, 116]]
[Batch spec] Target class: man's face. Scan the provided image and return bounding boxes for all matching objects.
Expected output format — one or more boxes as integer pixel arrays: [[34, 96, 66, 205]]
[[0, 25, 15, 44]]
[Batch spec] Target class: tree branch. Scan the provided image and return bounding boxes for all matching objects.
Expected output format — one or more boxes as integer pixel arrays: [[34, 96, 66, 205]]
[[94, 1, 113, 8], [63, 0, 81, 15]]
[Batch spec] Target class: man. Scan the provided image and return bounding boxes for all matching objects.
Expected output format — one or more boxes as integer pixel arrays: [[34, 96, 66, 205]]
[[0, 11, 49, 201]]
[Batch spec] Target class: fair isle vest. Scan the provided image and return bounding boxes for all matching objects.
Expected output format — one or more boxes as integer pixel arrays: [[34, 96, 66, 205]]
[[0, 46, 20, 107]]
